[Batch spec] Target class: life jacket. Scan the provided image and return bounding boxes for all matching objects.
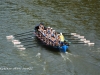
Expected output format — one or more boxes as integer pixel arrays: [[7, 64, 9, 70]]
[[60, 35, 64, 42]]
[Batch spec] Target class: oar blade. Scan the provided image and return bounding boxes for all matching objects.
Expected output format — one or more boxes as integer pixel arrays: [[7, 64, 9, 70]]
[[18, 47, 26, 50], [13, 41, 21, 45], [6, 35, 14, 39], [88, 43, 95, 46]]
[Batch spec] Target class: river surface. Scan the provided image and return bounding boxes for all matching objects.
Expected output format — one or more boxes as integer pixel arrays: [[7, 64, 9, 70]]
[[0, 0, 100, 75]]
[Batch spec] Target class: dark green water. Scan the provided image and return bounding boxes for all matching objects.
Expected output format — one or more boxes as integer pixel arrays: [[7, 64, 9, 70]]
[[0, 0, 100, 75]]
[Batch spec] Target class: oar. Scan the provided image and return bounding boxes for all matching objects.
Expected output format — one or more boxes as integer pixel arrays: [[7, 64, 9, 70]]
[[66, 40, 85, 42], [63, 33, 80, 36], [19, 38, 34, 41], [68, 42, 87, 44], [16, 44, 37, 50], [15, 43, 36, 48], [12, 39, 36, 46], [18, 47, 26, 50], [13, 41, 21, 45], [6, 35, 14, 39], [69, 42, 95, 45], [65, 38, 86, 40], [14, 30, 33, 36], [14, 33, 33, 37], [20, 40, 34, 43], [63, 33, 77, 36], [88, 43, 95, 46], [14, 45, 24, 48], [19, 37, 33, 40], [6, 30, 34, 39], [12, 40, 20, 42], [63, 33, 85, 39], [64, 34, 85, 39], [12, 40, 21, 45], [66, 40, 90, 44], [18, 45, 37, 50], [12, 39, 33, 43]]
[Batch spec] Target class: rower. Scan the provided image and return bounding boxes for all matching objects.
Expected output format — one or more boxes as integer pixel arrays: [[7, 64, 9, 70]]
[[51, 36, 56, 46], [42, 30, 46, 41], [46, 27, 51, 34], [38, 23, 44, 32], [51, 30, 55, 37], [38, 23, 44, 38], [51, 28, 53, 35]]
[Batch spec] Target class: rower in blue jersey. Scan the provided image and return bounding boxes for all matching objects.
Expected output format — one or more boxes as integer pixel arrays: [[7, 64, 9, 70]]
[[60, 42, 68, 53]]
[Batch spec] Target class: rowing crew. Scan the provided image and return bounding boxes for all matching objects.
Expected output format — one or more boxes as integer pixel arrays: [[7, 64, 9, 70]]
[[36, 23, 66, 46]]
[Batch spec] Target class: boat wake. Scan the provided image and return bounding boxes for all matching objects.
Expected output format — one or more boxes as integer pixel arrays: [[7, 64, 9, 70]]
[[36, 53, 41, 58], [60, 52, 72, 62], [60, 52, 80, 62]]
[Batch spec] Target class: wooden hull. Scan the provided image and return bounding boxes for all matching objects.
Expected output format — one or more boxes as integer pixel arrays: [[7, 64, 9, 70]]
[[34, 25, 69, 53], [35, 33, 60, 51]]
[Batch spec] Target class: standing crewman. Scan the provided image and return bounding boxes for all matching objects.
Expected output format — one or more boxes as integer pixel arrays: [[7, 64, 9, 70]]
[[59, 33, 65, 42], [60, 43, 68, 52]]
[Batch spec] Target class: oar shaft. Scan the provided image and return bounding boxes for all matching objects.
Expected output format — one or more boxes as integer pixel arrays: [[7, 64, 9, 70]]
[[19, 39, 33, 42], [14, 33, 33, 37], [63, 34, 73, 36], [25, 45, 37, 49], [70, 42, 86, 44], [68, 41, 87, 44], [24, 43, 35, 46], [65, 38, 80, 40], [19, 37, 33, 40], [14, 30, 33, 36], [66, 40, 84, 42], [21, 40, 34, 43]]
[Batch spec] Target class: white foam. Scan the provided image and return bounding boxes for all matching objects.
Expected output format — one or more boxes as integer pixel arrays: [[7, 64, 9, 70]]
[[44, 62, 46, 64], [43, 67, 45, 70], [36, 53, 41, 58]]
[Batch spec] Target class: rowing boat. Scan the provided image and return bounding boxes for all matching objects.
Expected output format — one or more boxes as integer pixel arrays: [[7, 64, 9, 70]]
[[34, 25, 69, 53]]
